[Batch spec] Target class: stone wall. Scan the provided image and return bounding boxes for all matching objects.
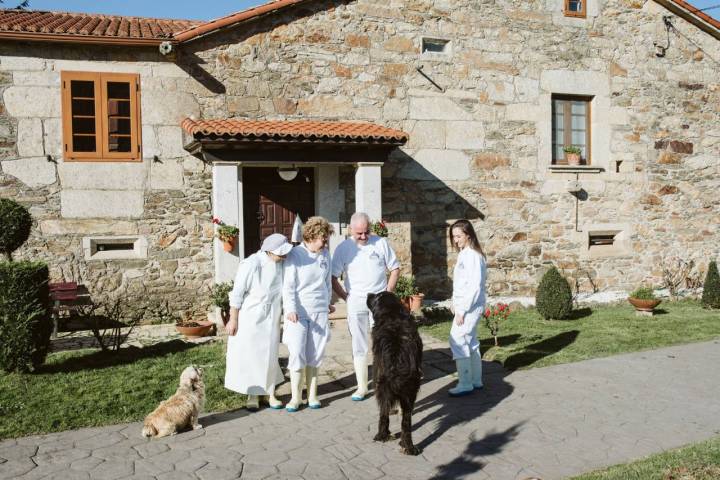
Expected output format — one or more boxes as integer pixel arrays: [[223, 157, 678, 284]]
[[180, 0, 719, 298], [1, 0, 718, 307], [0, 46, 214, 321]]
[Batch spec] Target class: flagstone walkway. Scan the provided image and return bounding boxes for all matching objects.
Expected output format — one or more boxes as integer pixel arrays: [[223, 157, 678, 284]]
[[1, 318, 719, 480]]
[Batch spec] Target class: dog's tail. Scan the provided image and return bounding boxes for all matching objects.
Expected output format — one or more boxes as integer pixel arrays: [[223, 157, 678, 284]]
[[141, 422, 157, 438]]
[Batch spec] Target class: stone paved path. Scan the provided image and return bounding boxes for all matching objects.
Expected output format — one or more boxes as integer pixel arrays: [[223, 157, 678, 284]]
[[2, 318, 719, 480]]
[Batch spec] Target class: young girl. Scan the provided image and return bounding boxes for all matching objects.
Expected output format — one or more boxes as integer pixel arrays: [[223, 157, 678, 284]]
[[448, 219, 487, 397]]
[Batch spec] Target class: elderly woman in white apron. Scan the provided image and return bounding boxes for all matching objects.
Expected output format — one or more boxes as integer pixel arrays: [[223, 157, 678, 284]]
[[225, 233, 293, 411]]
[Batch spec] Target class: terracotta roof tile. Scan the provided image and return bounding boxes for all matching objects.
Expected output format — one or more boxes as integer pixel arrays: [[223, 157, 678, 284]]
[[0, 9, 201, 43], [182, 118, 409, 145], [668, 0, 720, 30]]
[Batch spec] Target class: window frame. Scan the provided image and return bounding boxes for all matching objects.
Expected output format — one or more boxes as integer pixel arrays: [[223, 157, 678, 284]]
[[564, 0, 587, 18], [551, 94, 592, 166], [61, 71, 142, 162]]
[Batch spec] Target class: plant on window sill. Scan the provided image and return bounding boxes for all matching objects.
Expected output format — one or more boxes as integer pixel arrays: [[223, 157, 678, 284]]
[[562, 145, 583, 166]]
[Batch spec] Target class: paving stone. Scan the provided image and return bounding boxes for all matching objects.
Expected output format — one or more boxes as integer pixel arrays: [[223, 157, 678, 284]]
[[0, 458, 36, 478], [35, 448, 91, 465], [132, 441, 170, 459], [75, 432, 126, 451], [0, 444, 37, 461], [133, 457, 174, 476], [157, 472, 197, 480], [276, 459, 307, 476], [241, 462, 279, 479], [241, 449, 288, 466], [195, 462, 242, 480], [302, 462, 346, 480], [70, 456, 105, 472], [89, 460, 134, 480]]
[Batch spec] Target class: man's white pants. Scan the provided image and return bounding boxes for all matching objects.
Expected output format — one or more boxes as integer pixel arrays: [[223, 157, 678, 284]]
[[283, 312, 330, 371], [347, 309, 373, 359], [449, 308, 482, 359]]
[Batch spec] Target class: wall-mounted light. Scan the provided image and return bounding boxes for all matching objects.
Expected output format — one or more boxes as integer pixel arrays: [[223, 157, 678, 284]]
[[278, 166, 298, 182]]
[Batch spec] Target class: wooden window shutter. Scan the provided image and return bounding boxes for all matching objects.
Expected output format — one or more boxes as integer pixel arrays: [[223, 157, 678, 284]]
[[99, 73, 141, 161]]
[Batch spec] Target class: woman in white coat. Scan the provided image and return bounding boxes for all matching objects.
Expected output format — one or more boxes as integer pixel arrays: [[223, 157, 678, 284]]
[[282, 216, 335, 412], [448, 219, 487, 397], [225, 233, 293, 411]]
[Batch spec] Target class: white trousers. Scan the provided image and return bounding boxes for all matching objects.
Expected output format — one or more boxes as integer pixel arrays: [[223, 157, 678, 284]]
[[347, 310, 373, 359], [449, 308, 482, 359], [283, 312, 330, 371]]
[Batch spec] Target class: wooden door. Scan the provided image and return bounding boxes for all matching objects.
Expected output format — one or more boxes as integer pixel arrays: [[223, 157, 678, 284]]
[[243, 167, 315, 257]]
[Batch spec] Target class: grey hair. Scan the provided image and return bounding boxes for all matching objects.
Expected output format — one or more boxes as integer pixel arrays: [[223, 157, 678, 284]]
[[350, 212, 370, 227]]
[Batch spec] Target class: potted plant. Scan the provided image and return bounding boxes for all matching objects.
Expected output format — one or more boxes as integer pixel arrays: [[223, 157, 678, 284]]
[[211, 281, 233, 325], [370, 219, 389, 238], [213, 217, 239, 252], [395, 275, 424, 313], [176, 318, 215, 339], [628, 286, 661, 315], [563, 145, 582, 166]]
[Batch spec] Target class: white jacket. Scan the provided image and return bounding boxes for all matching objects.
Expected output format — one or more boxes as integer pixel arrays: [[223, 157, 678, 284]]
[[283, 243, 332, 317], [452, 247, 487, 316]]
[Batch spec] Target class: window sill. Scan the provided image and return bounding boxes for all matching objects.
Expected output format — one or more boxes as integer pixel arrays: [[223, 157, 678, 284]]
[[548, 165, 604, 174]]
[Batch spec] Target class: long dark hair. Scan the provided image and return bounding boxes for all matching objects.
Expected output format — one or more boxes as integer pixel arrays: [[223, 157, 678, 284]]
[[449, 219, 485, 258]]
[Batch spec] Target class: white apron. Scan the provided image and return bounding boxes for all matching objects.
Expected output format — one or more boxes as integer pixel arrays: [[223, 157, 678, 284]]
[[225, 253, 285, 395]]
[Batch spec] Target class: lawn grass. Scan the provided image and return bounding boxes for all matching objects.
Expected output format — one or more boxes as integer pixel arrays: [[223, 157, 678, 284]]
[[570, 436, 720, 480], [0, 340, 243, 440], [420, 300, 720, 370]]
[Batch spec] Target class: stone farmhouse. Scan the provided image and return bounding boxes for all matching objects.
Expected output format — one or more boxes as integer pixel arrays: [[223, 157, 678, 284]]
[[0, 0, 718, 317]]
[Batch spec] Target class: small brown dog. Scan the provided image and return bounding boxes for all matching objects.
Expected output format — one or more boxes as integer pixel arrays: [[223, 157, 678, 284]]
[[142, 366, 205, 438]]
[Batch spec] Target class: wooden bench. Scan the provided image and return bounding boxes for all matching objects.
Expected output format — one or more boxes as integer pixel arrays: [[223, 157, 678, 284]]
[[49, 282, 92, 338]]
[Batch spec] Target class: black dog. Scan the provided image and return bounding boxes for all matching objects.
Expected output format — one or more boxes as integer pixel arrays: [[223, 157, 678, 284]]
[[367, 291, 423, 455]]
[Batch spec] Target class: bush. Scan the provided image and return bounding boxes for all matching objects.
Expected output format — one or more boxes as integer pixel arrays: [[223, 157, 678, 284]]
[[395, 275, 419, 300], [701, 261, 720, 309], [0, 198, 32, 260], [210, 281, 233, 325], [0, 261, 51, 372], [629, 286, 656, 300], [535, 266, 573, 320]]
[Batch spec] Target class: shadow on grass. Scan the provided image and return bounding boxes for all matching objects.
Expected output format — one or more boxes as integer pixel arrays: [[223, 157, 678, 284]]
[[568, 307, 593, 320], [653, 308, 670, 315], [480, 334, 522, 350], [429, 423, 525, 480], [503, 330, 579, 370], [39, 340, 198, 374]]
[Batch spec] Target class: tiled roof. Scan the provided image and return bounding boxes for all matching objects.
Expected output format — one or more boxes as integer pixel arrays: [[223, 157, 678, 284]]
[[668, 0, 720, 30], [182, 118, 409, 145], [0, 9, 201, 44]]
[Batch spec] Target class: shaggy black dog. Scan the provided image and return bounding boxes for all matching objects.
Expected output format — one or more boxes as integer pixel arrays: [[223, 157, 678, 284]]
[[367, 291, 423, 455]]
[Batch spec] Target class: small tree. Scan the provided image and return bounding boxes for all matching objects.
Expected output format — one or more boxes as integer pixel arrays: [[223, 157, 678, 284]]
[[0, 198, 32, 261], [535, 266, 573, 320], [210, 282, 233, 325], [701, 261, 720, 309]]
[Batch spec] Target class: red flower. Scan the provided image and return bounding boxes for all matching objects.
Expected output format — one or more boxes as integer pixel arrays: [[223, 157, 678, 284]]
[[212, 217, 220, 225], [484, 308, 491, 317]]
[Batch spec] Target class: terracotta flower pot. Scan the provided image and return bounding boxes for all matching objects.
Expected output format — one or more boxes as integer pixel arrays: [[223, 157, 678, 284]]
[[222, 236, 237, 252], [407, 294, 425, 313], [566, 153, 581, 166], [176, 320, 214, 339], [628, 297, 661, 312]]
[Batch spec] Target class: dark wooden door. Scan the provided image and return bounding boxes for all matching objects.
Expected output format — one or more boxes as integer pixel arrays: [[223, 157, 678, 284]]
[[243, 167, 315, 257]]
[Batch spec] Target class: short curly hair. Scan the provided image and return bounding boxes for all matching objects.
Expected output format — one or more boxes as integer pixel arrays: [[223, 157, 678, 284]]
[[303, 216, 334, 242]]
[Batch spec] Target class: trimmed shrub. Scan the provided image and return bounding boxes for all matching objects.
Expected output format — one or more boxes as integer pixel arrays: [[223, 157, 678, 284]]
[[0, 261, 52, 372], [701, 261, 720, 309], [536, 266, 573, 320], [0, 198, 32, 261]]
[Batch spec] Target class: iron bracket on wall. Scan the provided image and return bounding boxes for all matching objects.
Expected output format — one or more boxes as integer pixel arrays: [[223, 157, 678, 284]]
[[415, 65, 445, 92]]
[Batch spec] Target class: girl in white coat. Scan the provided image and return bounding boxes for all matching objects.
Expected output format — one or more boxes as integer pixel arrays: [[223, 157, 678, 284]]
[[224, 233, 293, 411], [448, 219, 487, 397], [282, 217, 335, 412]]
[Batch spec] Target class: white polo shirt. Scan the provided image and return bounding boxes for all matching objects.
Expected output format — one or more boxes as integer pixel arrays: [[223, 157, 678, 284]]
[[452, 246, 487, 316], [282, 243, 332, 317], [332, 235, 400, 311]]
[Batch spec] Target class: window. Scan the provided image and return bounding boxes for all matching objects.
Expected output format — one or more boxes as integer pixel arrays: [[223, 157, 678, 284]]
[[61, 71, 141, 162], [564, 0, 586, 17], [586, 229, 628, 258], [83, 236, 148, 260], [422, 38, 450, 54], [552, 95, 592, 165]]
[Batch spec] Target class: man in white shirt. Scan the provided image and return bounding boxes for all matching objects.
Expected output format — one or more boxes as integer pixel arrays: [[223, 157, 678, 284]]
[[332, 212, 400, 401]]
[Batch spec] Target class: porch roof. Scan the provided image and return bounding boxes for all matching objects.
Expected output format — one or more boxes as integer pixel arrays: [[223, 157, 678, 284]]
[[181, 118, 409, 147]]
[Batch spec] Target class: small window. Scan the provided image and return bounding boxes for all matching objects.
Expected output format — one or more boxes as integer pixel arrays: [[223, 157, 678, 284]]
[[552, 95, 592, 165], [422, 38, 450, 54], [587, 229, 626, 258], [564, 0, 586, 17], [62, 71, 142, 162], [83, 236, 148, 261], [588, 232, 616, 247]]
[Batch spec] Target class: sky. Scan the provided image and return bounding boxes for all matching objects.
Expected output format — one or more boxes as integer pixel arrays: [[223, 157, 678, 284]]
[[4, 0, 719, 21]]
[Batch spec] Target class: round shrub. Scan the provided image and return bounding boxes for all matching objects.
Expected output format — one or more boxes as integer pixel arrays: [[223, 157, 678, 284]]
[[535, 266, 573, 320], [0, 261, 52, 372], [0, 198, 32, 260], [701, 261, 720, 309]]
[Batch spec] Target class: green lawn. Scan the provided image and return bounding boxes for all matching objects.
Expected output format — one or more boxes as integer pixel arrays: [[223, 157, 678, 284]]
[[420, 300, 720, 370], [0, 340, 242, 440], [570, 436, 720, 480]]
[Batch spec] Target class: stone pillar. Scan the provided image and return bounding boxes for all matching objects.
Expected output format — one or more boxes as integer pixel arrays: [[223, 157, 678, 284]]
[[316, 166, 345, 254], [355, 162, 382, 222], [212, 163, 244, 283]]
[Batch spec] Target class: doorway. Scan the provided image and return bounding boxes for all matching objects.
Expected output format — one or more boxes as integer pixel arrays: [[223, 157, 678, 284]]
[[242, 167, 315, 256]]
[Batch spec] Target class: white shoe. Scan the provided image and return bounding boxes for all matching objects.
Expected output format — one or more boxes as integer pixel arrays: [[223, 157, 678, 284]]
[[246, 394, 260, 411], [448, 358, 474, 397], [286, 369, 303, 412], [351, 356, 368, 401], [470, 349, 484, 390], [305, 366, 321, 409], [268, 384, 283, 410]]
